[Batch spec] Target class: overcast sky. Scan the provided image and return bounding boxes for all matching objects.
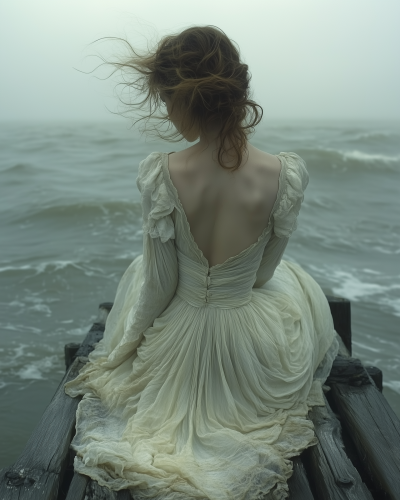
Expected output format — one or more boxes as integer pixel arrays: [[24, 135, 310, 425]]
[[1, 0, 399, 122]]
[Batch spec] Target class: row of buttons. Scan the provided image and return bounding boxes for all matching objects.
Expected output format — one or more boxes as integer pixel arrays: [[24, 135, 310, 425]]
[[205, 270, 211, 303]]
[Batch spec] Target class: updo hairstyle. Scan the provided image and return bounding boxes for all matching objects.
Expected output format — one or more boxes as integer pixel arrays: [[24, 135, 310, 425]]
[[108, 26, 263, 170]]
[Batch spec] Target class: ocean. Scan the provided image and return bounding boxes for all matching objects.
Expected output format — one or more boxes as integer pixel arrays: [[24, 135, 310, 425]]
[[0, 119, 399, 467]]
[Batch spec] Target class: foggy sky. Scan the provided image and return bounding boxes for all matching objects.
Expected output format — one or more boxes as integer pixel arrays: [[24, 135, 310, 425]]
[[1, 0, 399, 122]]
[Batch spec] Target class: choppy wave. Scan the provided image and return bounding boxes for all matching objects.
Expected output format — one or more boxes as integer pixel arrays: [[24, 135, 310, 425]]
[[0, 260, 90, 275], [385, 380, 400, 394], [0, 256, 137, 278], [20, 200, 141, 221], [300, 147, 400, 171], [330, 270, 400, 303], [342, 150, 400, 164], [1, 120, 399, 418], [0, 163, 39, 175], [0, 343, 63, 385], [345, 130, 400, 144], [16, 355, 61, 380], [307, 264, 400, 318]]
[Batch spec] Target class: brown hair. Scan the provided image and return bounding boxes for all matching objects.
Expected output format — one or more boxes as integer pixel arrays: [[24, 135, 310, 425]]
[[104, 26, 263, 170]]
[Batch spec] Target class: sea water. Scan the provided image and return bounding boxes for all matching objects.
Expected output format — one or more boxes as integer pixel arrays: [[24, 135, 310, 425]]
[[0, 119, 399, 467]]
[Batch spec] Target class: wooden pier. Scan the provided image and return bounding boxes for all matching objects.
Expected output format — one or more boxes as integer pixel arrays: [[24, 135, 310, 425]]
[[1, 297, 400, 499]]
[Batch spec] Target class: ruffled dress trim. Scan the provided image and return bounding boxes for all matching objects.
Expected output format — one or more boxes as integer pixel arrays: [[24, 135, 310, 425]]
[[274, 153, 309, 238], [137, 152, 176, 243]]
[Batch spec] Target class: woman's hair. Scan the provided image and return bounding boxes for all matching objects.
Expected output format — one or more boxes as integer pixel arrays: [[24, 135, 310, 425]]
[[105, 25, 263, 170]]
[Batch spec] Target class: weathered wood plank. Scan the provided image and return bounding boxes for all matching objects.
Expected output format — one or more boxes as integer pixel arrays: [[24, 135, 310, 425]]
[[365, 365, 383, 392], [97, 302, 113, 325], [327, 356, 370, 387], [325, 296, 352, 355], [99, 302, 113, 313], [84, 480, 132, 499], [304, 396, 373, 500], [0, 356, 86, 500], [64, 303, 111, 370], [330, 373, 400, 500], [74, 323, 105, 359], [65, 472, 89, 500], [64, 342, 81, 370], [287, 455, 314, 499], [116, 489, 132, 499]]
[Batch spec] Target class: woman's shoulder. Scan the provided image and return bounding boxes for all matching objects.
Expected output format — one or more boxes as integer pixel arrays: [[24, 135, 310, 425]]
[[247, 145, 309, 205]]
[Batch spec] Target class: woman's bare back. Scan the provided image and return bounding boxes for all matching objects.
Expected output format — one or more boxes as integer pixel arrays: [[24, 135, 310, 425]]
[[168, 143, 282, 267]]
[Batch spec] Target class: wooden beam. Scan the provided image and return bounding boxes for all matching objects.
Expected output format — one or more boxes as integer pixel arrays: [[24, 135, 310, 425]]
[[330, 372, 400, 500], [325, 296, 352, 355], [65, 473, 89, 500], [97, 302, 113, 325], [74, 323, 105, 359], [287, 455, 314, 499], [0, 357, 86, 500], [84, 480, 132, 499], [364, 365, 383, 392], [304, 396, 373, 500], [64, 342, 81, 370]]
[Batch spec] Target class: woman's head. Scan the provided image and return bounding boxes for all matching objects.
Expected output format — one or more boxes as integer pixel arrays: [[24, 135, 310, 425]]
[[108, 26, 262, 170]]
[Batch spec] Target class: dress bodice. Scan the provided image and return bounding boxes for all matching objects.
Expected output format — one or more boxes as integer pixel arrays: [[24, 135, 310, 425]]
[[174, 244, 267, 308], [151, 151, 309, 309]]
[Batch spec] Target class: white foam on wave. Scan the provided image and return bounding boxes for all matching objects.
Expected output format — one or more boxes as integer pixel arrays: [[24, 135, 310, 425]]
[[29, 303, 52, 316], [0, 260, 85, 275], [312, 146, 400, 169], [0, 259, 117, 280], [362, 268, 381, 275], [352, 340, 381, 354], [330, 269, 400, 301], [373, 245, 400, 255], [308, 264, 400, 317], [379, 297, 400, 317], [2, 296, 57, 316], [350, 131, 397, 141], [384, 380, 400, 395], [8, 300, 25, 308], [16, 354, 60, 380], [1, 323, 42, 334], [342, 150, 400, 164], [0, 344, 29, 369], [64, 325, 91, 336]]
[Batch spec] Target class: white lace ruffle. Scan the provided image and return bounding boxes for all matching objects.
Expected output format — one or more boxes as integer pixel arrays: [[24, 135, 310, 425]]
[[137, 153, 175, 243], [273, 153, 309, 238]]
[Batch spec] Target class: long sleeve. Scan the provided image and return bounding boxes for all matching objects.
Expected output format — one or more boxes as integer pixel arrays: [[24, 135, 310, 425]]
[[64, 154, 178, 399], [101, 154, 179, 368], [253, 232, 289, 288], [253, 152, 309, 289]]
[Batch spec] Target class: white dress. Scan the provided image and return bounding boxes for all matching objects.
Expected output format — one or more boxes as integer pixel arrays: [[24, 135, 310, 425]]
[[64, 151, 339, 500]]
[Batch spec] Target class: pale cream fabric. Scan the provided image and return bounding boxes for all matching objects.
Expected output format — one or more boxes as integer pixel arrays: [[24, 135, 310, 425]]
[[64, 151, 339, 500]]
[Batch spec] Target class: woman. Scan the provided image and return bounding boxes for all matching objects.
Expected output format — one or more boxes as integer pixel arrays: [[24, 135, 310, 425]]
[[65, 25, 339, 500]]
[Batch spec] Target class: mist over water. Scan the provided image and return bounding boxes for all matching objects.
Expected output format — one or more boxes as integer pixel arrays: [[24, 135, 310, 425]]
[[1, 119, 399, 467]]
